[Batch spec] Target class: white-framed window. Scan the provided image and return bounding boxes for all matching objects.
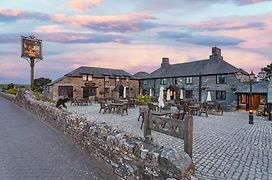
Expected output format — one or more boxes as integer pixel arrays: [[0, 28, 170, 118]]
[[82, 74, 87, 81], [82, 74, 92, 81], [87, 75, 93, 82], [161, 78, 166, 85], [143, 80, 148, 85], [185, 90, 193, 98], [105, 76, 109, 82], [216, 75, 226, 84], [186, 77, 193, 84], [126, 77, 129, 82], [116, 76, 120, 82]]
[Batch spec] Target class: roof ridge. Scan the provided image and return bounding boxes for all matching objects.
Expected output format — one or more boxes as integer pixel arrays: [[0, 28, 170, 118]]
[[79, 66, 125, 71]]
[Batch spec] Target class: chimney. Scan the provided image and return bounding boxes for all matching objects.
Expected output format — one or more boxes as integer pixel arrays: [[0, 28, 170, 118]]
[[209, 47, 223, 61], [161, 57, 170, 68]]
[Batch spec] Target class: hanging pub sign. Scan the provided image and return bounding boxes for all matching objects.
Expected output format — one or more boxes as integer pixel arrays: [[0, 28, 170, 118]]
[[21, 35, 43, 59]]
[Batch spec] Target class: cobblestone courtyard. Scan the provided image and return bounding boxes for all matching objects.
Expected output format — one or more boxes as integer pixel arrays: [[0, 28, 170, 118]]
[[69, 104, 272, 180]]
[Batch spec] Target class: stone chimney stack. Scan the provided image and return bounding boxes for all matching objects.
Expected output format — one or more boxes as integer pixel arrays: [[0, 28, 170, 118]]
[[161, 57, 170, 68], [209, 47, 223, 61]]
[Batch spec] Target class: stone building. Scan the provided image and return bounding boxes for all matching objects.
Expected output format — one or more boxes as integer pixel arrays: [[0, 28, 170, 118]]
[[235, 80, 269, 111], [45, 66, 139, 101], [134, 47, 249, 110]]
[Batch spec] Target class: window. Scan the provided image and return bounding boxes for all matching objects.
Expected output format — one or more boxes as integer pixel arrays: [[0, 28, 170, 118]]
[[58, 86, 73, 98], [126, 77, 129, 82], [105, 76, 109, 82], [82, 74, 87, 81], [82, 74, 92, 81], [216, 91, 226, 100], [186, 77, 193, 84], [161, 78, 166, 85], [116, 76, 120, 82], [143, 80, 148, 85], [172, 78, 178, 84], [185, 90, 193, 98], [241, 94, 246, 104], [87, 75, 92, 82], [216, 75, 226, 84]]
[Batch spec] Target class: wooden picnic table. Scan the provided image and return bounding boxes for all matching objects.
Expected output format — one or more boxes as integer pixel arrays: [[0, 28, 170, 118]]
[[151, 110, 172, 117], [109, 102, 126, 114]]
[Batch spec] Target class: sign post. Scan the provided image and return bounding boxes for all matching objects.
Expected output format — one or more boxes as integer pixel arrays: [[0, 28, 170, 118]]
[[21, 35, 43, 91]]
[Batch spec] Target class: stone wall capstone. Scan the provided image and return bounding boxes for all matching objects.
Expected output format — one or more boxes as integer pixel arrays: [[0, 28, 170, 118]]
[[7, 89, 194, 179]]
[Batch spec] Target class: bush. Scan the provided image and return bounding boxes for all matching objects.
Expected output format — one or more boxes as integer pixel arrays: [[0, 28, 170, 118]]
[[136, 95, 151, 105], [4, 88, 17, 95], [34, 91, 44, 101]]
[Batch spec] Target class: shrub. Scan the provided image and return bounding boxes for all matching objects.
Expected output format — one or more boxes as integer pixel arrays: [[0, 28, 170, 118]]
[[4, 88, 17, 95], [136, 95, 151, 105], [34, 91, 44, 101]]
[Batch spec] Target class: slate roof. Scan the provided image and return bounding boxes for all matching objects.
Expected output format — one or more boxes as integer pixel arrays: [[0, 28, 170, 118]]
[[268, 80, 272, 103], [235, 81, 269, 94], [47, 76, 65, 86], [65, 66, 135, 79], [141, 59, 245, 79], [133, 72, 150, 79]]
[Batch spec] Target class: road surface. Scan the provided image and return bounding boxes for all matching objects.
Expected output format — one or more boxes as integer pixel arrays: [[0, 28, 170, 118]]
[[0, 96, 119, 180]]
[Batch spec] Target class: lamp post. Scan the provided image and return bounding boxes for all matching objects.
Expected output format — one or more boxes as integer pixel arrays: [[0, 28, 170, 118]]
[[249, 71, 255, 124]]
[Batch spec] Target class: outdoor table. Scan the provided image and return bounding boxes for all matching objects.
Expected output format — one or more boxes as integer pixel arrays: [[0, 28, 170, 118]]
[[151, 110, 172, 117], [109, 102, 125, 114], [189, 105, 199, 115]]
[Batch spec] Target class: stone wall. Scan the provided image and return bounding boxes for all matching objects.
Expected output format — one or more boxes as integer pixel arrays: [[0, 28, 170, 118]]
[[4, 89, 194, 180]]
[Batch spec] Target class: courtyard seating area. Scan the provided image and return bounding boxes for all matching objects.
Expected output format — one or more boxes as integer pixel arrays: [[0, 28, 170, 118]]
[[67, 102, 272, 179]]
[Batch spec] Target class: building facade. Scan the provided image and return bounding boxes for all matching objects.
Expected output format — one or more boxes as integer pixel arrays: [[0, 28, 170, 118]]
[[45, 66, 139, 101], [134, 47, 249, 110]]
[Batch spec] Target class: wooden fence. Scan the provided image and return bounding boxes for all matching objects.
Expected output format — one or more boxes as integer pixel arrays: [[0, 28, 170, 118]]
[[143, 110, 193, 158]]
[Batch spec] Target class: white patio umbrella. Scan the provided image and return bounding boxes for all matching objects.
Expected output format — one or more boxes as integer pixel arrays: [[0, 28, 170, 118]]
[[123, 86, 126, 98], [149, 88, 152, 97], [180, 89, 184, 100], [206, 91, 212, 102], [166, 89, 170, 101], [158, 87, 165, 109]]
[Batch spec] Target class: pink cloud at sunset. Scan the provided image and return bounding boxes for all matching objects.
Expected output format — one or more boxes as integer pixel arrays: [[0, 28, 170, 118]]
[[0, 7, 24, 17], [66, 0, 101, 11], [33, 25, 73, 33], [49, 13, 156, 32], [0, 0, 271, 84]]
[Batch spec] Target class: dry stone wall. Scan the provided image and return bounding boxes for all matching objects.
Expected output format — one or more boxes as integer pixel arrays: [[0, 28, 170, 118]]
[[0, 90, 194, 180]]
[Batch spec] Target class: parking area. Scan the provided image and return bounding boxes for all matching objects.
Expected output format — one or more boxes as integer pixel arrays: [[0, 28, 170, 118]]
[[68, 103, 272, 180]]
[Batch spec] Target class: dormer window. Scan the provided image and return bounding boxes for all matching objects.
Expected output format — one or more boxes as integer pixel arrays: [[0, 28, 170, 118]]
[[116, 76, 120, 82], [82, 74, 92, 81]]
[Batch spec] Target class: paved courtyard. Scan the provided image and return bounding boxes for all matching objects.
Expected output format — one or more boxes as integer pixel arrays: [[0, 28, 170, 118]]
[[69, 103, 272, 180]]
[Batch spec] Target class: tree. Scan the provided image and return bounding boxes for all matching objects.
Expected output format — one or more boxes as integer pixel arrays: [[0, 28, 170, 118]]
[[34, 77, 52, 93], [262, 62, 272, 80]]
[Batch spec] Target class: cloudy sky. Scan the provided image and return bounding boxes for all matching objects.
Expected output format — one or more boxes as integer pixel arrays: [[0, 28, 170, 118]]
[[0, 0, 272, 84]]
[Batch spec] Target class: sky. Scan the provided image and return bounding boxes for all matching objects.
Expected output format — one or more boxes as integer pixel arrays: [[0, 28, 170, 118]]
[[0, 0, 272, 84]]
